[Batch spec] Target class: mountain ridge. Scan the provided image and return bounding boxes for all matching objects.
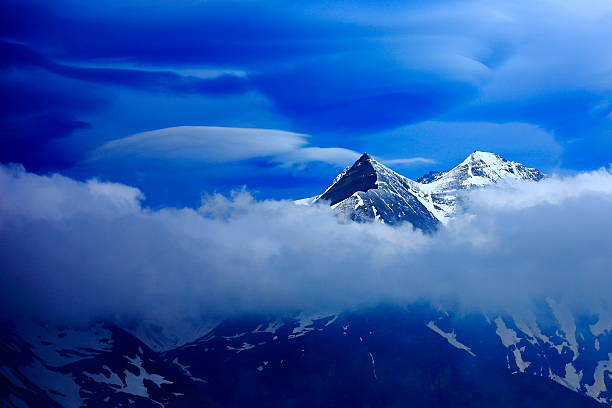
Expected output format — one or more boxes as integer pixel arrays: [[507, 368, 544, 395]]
[[302, 150, 546, 229]]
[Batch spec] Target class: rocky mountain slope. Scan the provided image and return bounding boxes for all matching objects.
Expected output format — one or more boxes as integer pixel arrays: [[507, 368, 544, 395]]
[[2, 303, 609, 407]]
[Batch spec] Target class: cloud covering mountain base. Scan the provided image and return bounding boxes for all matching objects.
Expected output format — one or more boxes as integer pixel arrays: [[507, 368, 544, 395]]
[[1, 164, 612, 326]]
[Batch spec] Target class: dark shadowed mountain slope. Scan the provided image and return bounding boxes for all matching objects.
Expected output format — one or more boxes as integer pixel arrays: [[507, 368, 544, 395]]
[[164, 306, 605, 408]]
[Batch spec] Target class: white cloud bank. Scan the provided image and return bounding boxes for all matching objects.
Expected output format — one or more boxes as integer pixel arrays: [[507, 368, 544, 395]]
[[1, 164, 612, 325]]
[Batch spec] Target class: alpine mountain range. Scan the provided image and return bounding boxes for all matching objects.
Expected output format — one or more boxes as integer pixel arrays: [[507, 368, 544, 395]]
[[1, 152, 610, 408], [298, 150, 544, 231]]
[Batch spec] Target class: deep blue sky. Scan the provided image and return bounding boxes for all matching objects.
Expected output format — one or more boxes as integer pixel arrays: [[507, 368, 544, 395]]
[[2, 0, 611, 207]]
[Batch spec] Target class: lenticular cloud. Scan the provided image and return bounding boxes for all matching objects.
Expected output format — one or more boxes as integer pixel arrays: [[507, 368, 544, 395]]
[[1, 164, 612, 325]]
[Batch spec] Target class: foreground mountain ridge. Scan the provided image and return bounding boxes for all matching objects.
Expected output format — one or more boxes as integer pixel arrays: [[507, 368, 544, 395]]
[[3, 304, 608, 407]]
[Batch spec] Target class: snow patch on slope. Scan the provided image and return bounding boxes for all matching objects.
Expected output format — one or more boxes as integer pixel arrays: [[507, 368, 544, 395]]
[[550, 363, 584, 392], [426, 321, 476, 357], [585, 353, 612, 402], [495, 317, 530, 372]]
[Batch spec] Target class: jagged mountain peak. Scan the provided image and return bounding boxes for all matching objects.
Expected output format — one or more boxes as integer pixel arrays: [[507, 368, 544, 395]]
[[416, 170, 446, 184], [315, 152, 416, 205], [357, 152, 372, 161], [301, 150, 545, 231], [414, 150, 546, 222], [457, 151, 538, 173], [461, 150, 504, 165], [312, 153, 440, 231], [417, 151, 508, 184], [420, 151, 545, 192], [317, 152, 379, 206]]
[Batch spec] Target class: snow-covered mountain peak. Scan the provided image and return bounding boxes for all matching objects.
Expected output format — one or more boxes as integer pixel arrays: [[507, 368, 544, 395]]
[[420, 151, 545, 193], [414, 151, 545, 222], [310, 153, 440, 231], [461, 150, 504, 166], [317, 153, 378, 206], [299, 150, 544, 231]]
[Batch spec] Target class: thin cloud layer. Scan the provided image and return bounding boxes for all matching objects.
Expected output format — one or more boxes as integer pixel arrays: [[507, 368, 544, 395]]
[[93, 126, 423, 168], [2, 165, 612, 326], [95, 126, 310, 163], [382, 157, 438, 167]]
